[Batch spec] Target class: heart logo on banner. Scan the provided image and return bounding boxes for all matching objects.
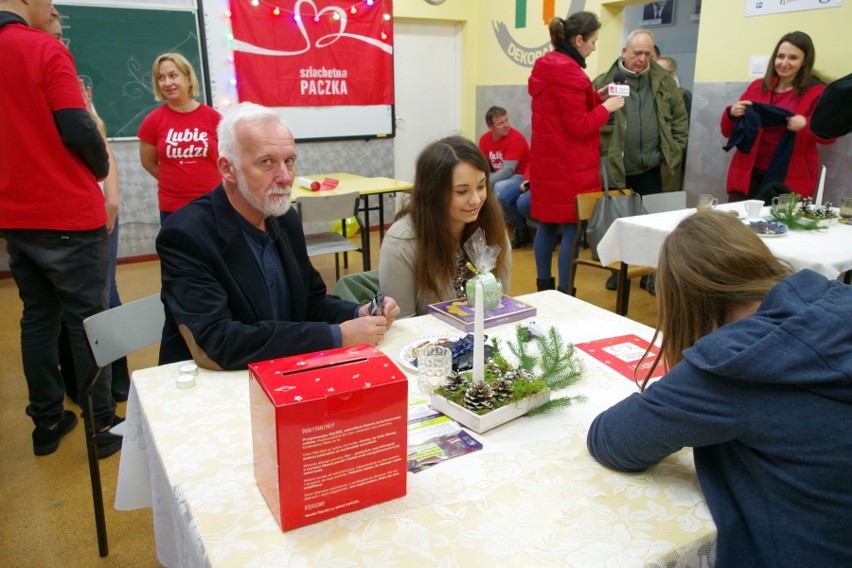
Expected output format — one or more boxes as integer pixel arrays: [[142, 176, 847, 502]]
[[233, 0, 392, 57]]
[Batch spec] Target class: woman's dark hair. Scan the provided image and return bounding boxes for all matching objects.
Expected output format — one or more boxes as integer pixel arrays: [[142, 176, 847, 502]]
[[762, 31, 815, 95], [397, 136, 508, 298], [549, 11, 601, 48]]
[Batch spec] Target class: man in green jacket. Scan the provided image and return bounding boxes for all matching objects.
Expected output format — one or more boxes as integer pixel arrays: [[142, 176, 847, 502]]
[[593, 29, 688, 196]]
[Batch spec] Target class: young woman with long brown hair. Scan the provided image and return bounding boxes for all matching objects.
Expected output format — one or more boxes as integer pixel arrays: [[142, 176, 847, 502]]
[[379, 136, 511, 318]]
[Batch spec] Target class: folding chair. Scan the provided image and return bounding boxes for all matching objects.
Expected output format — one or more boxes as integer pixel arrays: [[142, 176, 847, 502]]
[[298, 193, 364, 280], [567, 190, 654, 316], [82, 294, 166, 556]]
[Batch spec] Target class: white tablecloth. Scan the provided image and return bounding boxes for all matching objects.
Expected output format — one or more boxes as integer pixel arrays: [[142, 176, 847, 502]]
[[597, 203, 852, 279], [115, 291, 716, 567]]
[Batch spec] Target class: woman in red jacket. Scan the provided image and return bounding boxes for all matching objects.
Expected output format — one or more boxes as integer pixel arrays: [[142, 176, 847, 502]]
[[528, 12, 623, 291], [721, 31, 834, 201]]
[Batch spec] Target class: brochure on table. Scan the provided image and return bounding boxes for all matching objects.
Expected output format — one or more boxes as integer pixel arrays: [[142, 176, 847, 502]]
[[575, 334, 666, 383], [407, 399, 482, 473]]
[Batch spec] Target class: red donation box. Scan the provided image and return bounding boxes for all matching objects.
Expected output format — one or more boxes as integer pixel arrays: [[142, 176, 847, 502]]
[[248, 344, 408, 531]]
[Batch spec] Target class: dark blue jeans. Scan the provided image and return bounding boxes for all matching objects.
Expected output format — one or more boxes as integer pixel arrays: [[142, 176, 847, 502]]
[[534, 222, 578, 291], [493, 174, 527, 230], [109, 216, 121, 308], [5, 228, 115, 428]]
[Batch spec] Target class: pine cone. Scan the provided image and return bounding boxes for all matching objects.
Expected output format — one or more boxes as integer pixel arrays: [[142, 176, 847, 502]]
[[444, 372, 468, 393], [485, 360, 504, 378], [492, 378, 514, 403], [513, 368, 536, 383], [464, 381, 495, 411]]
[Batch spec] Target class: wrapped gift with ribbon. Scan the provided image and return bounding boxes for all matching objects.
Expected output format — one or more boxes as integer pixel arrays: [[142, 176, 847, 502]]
[[463, 228, 502, 311]]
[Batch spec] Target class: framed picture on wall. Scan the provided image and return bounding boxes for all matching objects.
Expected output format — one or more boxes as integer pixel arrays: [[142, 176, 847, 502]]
[[691, 0, 701, 22], [640, 1, 675, 26]]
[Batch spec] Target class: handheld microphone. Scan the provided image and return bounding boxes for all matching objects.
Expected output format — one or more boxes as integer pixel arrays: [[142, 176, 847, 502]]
[[609, 71, 630, 96], [607, 72, 629, 125]]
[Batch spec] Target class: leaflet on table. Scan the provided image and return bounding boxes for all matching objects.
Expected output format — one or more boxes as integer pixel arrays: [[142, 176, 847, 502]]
[[407, 399, 482, 473], [574, 334, 666, 383]]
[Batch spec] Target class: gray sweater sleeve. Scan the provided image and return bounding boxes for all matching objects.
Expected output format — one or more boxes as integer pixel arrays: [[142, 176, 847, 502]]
[[379, 220, 419, 319]]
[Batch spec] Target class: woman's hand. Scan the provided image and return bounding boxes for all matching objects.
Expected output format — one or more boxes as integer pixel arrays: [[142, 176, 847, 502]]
[[786, 114, 807, 132], [729, 100, 753, 118], [603, 96, 625, 113]]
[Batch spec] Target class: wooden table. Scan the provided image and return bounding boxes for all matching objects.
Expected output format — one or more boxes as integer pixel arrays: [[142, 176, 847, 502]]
[[115, 291, 717, 567], [294, 173, 412, 270]]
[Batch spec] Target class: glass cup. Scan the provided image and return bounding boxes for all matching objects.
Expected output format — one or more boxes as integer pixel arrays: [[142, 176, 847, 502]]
[[771, 193, 794, 209], [417, 345, 452, 396], [696, 194, 718, 211], [840, 197, 852, 221], [745, 199, 764, 220]]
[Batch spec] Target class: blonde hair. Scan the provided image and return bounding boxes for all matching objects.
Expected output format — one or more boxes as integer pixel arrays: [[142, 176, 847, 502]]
[[151, 52, 200, 101], [639, 211, 792, 389], [89, 105, 107, 138]]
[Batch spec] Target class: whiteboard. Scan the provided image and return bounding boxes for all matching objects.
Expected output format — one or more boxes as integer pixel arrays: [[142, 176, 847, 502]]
[[203, 0, 394, 141]]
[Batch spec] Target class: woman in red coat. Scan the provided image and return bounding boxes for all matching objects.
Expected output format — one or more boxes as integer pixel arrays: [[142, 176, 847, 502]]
[[528, 11, 623, 291], [721, 31, 834, 201]]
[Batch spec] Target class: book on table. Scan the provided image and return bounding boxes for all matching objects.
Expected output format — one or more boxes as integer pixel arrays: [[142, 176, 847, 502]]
[[427, 295, 537, 332]]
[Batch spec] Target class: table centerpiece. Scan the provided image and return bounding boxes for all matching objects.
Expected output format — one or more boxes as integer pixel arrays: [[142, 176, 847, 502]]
[[769, 194, 839, 230], [429, 324, 585, 433]]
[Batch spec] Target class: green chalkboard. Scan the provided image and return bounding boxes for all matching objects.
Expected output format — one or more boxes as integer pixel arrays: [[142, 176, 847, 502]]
[[59, 5, 205, 138]]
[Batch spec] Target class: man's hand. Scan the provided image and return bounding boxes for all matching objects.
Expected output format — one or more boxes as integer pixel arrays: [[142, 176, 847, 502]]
[[357, 296, 401, 329], [340, 316, 388, 347]]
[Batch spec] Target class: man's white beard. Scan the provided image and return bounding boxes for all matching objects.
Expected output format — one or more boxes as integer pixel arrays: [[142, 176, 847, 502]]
[[234, 166, 292, 217]]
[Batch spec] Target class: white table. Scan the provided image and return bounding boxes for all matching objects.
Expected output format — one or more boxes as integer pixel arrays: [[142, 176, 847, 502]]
[[597, 203, 852, 281], [115, 291, 716, 567]]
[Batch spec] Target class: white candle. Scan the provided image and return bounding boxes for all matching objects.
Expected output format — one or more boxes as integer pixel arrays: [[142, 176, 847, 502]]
[[473, 280, 485, 382]]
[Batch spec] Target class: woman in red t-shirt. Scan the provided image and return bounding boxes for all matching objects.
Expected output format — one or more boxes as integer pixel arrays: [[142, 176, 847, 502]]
[[721, 31, 834, 201], [138, 52, 222, 222]]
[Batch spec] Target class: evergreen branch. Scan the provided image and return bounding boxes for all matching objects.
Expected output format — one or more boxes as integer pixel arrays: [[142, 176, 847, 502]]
[[525, 394, 587, 416]]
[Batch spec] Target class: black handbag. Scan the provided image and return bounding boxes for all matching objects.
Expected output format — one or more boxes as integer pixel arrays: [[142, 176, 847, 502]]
[[587, 162, 646, 261]]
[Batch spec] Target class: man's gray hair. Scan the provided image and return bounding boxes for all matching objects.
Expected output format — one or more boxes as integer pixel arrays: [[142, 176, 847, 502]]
[[625, 28, 655, 48], [218, 102, 291, 162]]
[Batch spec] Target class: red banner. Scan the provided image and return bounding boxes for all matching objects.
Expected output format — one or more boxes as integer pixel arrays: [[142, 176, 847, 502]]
[[230, 0, 394, 107]]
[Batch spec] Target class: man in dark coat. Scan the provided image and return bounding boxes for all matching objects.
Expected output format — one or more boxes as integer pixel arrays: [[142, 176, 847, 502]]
[[156, 103, 399, 370]]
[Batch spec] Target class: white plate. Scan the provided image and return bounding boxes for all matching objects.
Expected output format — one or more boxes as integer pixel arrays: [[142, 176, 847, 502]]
[[397, 335, 463, 371]]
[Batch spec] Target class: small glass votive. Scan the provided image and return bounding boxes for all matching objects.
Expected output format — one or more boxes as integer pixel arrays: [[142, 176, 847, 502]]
[[417, 345, 452, 395], [840, 197, 852, 221]]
